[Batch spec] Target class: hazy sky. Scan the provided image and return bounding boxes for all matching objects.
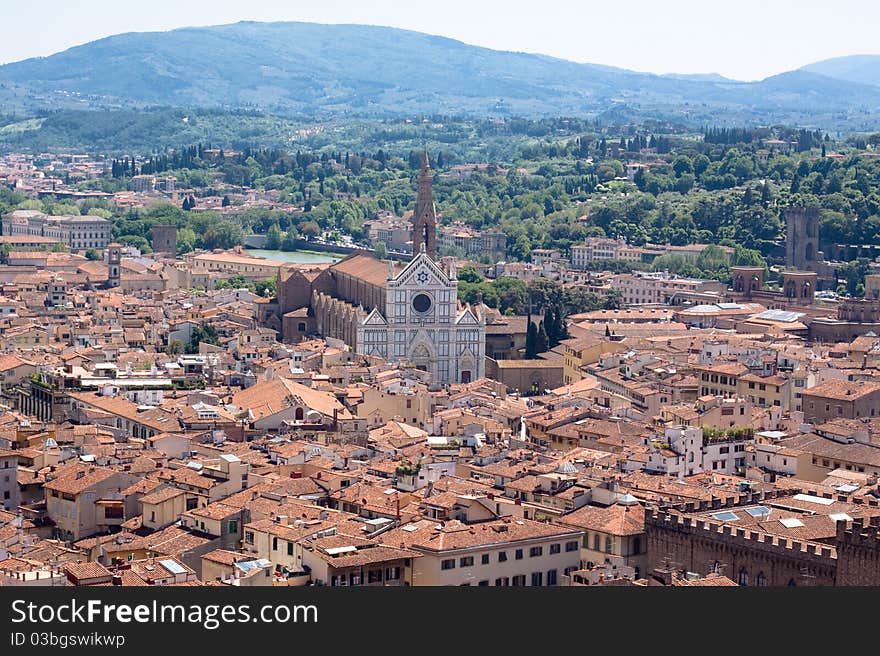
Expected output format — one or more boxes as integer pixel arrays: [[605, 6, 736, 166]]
[[2, 0, 879, 80]]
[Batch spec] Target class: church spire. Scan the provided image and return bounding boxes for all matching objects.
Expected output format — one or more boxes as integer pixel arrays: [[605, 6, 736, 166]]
[[412, 146, 437, 259]]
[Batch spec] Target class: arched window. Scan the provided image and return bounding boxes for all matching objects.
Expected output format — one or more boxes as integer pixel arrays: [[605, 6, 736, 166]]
[[593, 534, 600, 551], [756, 572, 767, 587], [738, 568, 749, 586], [712, 560, 721, 574], [295, 407, 304, 421], [787, 578, 797, 586], [605, 536, 613, 554]]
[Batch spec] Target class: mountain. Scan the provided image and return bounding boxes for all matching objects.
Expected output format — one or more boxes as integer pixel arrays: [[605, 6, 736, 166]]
[[2, 21, 880, 128], [661, 73, 739, 83], [801, 54, 880, 88]]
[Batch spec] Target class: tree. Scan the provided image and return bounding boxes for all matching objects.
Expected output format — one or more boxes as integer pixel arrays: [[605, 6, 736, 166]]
[[300, 221, 321, 239], [253, 278, 276, 297], [603, 290, 623, 310], [165, 340, 184, 355], [266, 223, 283, 250], [458, 266, 485, 284], [525, 321, 538, 358], [696, 245, 730, 273], [535, 320, 549, 354], [203, 221, 244, 250], [760, 180, 772, 207], [177, 228, 196, 254], [373, 241, 387, 258], [838, 258, 871, 296], [84, 249, 101, 261], [186, 325, 220, 354]]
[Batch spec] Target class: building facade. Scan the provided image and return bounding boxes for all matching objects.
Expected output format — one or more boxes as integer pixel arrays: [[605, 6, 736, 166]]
[[2, 210, 111, 251], [357, 250, 485, 385]]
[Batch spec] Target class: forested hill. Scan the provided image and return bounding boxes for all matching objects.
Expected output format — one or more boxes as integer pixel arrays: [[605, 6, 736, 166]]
[[2, 21, 880, 128]]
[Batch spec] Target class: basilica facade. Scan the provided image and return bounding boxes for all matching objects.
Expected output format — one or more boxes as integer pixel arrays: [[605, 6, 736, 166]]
[[357, 247, 484, 384]]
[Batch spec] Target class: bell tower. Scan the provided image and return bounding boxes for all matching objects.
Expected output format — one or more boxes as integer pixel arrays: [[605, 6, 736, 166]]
[[412, 147, 437, 259], [107, 243, 121, 288]]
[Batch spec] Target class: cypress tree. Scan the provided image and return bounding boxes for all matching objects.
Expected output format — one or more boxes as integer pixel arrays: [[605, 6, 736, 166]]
[[526, 321, 538, 358], [536, 321, 549, 354]]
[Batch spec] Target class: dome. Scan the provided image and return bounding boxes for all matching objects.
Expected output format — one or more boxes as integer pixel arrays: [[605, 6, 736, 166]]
[[617, 493, 639, 506], [43, 438, 58, 449], [556, 461, 578, 475]]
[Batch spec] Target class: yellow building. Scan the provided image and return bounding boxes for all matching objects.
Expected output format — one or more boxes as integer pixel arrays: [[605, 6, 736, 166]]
[[191, 250, 285, 280], [562, 337, 628, 385], [44, 463, 140, 541]]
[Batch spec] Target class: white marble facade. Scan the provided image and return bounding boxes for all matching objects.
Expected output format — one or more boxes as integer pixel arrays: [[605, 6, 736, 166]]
[[357, 247, 484, 385]]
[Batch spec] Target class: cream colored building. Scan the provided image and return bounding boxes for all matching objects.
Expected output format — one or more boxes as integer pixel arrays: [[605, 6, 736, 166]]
[[383, 517, 583, 586], [44, 464, 140, 541], [190, 250, 285, 280], [556, 499, 647, 578]]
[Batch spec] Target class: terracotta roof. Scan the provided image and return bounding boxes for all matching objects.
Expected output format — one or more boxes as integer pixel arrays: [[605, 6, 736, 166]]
[[43, 463, 121, 495], [63, 561, 113, 581], [330, 253, 398, 287], [233, 376, 351, 421], [558, 502, 646, 536], [803, 379, 880, 401], [140, 486, 186, 505], [384, 518, 582, 552]]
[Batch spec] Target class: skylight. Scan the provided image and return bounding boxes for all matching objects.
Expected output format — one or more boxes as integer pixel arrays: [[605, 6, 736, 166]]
[[792, 493, 834, 506]]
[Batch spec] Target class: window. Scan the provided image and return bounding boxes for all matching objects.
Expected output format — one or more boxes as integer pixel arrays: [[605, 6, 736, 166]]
[[550, 543, 561, 555], [104, 505, 123, 519], [756, 572, 767, 587], [459, 556, 474, 567], [515, 549, 524, 560], [228, 520, 238, 534], [593, 534, 600, 551], [566, 540, 579, 552], [441, 559, 456, 570], [531, 571, 543, 586], [529, 546, 543, 558], [605, 537, 613, 553], [272, 537, 278, 551], [245, 531, 254, 545], [495, 577, 509, 586], [385, 567, 400, 581], [368, 569, 382, 583], [738, 569, 749, 586], [412, 293, 432, 313], [481, 554, 490, 565], [478, 580, 489, 586], [498, 551, 508, 563], [287, 542, 293, 556], [547, 569, 558, 586]]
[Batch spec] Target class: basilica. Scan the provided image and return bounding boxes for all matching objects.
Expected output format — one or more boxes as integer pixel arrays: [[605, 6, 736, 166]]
[[276, 151, 485, 385]]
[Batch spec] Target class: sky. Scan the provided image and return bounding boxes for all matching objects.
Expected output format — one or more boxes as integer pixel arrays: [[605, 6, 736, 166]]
[[2, 0, 879, 80]]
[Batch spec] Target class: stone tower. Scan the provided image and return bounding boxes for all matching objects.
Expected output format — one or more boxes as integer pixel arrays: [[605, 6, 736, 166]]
[[151, 224, 178, 256], [731, 266, 763, 299], [411, 147, 437, 259], [107, 243, 121, 288], [785, 206, 820, 270]]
